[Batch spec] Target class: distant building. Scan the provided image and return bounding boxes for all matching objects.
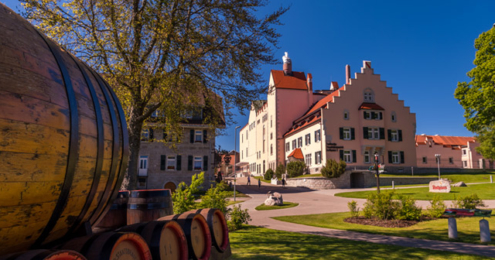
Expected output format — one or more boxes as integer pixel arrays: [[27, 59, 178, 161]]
[[415, 134, 492, 169], [137, 92, 225, 192], [215, 150, 239, 177], [239, 53, 417, 176]]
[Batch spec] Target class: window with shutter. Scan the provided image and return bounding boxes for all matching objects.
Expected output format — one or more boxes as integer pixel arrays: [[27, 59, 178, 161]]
[[190, 130, 194, 143], [379, 128, 385, 140], [203, 130, 207, 143], [160, 155, 166, 170], [388, 151, 392, 164], [400, 151, 404, 164], [177, 155, 182, 170], [203, 156, 208, 171], [188, 155, 193, 170], [339, 127, 344, 139], [352, 150, 356, 163], [351, 128, 355, 140], [363, 127, 369, 139], [340, 150, 344, 160], [399, 130, 403, 142]]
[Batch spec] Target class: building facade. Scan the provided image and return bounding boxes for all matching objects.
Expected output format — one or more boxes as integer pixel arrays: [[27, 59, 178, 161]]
[[239, 53, 417, 176], [415, 134, 492, 169], [138, 96, 225, 191]]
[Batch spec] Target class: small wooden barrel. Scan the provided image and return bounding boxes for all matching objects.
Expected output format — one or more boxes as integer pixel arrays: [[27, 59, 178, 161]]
[[128, 189, 173, 225], [187, 209, 229, 252], [0, 249, 86, 260], [119, 221, 188, 260], [61, 232, 152, 260], [159, 213, 211, 260], [95, 190, 130, 229]]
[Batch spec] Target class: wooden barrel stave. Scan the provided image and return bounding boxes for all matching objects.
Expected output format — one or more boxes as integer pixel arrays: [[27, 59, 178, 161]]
[[0, 249, 87, 260], [127, 189, 174, 225], [0, 2, 129, 254], [159, 213, 211, 260], [95, 191, 129, 230], [61, 232, 152, 260], [187, 209, 229, 253]]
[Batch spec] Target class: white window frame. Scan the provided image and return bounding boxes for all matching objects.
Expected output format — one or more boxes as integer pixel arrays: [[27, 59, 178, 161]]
[[368, 127, 379, 140], [343, 128, 351, 140], [343, 150, 352, 163], [167, 156, 176, 170], [315, 151, 321, 165], [315, 130, 321, 142], [305, 134, 311, 146], [298, 137, 302, 148], [286, 142, 290, 152], [392, 152, 400, 164], [422, 157, 427, 164], [364, 150, 370, 164], [364, 88, 374, 102], [390, 129, 399, 141], [195, 130, 203, 143], [305, 154, 312, 166], [194, 156, 203, 170]]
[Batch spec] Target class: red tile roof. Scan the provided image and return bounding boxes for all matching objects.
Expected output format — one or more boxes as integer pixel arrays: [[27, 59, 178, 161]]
[[416, 135, 476, 148], [284, 113, 321, 137], [287, 148, 304, 160], [359, 102, 385, 110], [271, 70, 307, 90], [302, 87, 343, 117]]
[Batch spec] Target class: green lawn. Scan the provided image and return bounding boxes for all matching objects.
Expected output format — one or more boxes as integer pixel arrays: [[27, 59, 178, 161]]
[[253, 176, 271, 184], [274, 211, 495, 245], [255, 202, 299, 211], [229, 225, 487, 259], [292, 173, 323, 178], [381, 172, 495, 184], [336, 183, 495, 200]]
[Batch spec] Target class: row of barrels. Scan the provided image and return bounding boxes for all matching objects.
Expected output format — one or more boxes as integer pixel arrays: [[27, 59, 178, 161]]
[[0, 208, 231, 260]]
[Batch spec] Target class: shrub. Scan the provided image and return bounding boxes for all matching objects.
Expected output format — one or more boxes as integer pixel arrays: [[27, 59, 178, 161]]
[[348, 200, 359, 218], [173, 172, 205, 214], [286, 161, 306, 178], [363, 191, 398, 220], [453, 194, 485, 209], [427, 195, 446, 218], [321, 159, 347, 178], [275, 163, 286, 180], [227, 205, 251, 231], [264, 169, 274, 180], [198, 184, 229, 214], [395, 195, 421, 221]]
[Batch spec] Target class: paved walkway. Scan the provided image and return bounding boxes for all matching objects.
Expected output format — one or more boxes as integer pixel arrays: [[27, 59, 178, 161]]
[[231, 177, 495, 258]]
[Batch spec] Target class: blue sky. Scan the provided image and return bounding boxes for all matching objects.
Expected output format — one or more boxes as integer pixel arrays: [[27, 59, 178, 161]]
[[3, 0, 494, 152]]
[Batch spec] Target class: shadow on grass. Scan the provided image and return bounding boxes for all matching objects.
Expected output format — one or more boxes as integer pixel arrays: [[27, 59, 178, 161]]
[[229, 226, 485, 260]]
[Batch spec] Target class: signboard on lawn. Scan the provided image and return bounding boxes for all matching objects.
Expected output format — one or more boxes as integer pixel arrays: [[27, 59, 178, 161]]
[[429, 180, 451, 193]]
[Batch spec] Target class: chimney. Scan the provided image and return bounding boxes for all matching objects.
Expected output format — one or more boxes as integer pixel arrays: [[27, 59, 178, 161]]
[[363, 60, 371, 69], [307, 73, 313, 106], [345, 65, 351, 84], [330, 81, 338, 91], [283, 52, 292, 75]]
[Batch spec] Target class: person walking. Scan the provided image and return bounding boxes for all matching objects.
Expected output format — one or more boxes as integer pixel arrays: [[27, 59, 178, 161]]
[[247, 175, 251, 185], [258, 178, 261, 189]]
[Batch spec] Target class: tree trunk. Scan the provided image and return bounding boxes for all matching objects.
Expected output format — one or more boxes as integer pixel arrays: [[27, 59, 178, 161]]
[[122, 111, 144, 190]]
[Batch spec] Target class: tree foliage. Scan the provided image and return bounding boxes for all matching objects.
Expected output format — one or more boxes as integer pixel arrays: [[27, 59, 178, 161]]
[[172, 172, 204, 214], [264, 168, 274, 180], [275, 163, 285, 180], [321, 159, 346, 178], [198, 183, 228, 214], [455, 25, 495, 159], [286, 161, 306, 178], [20, 0, 289, 189]]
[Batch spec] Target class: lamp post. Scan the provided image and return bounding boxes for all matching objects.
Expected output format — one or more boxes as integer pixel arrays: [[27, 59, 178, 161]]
[[234, 126, 240, 201], [375, 151, 380, 194], [435, 154, 441, 180]]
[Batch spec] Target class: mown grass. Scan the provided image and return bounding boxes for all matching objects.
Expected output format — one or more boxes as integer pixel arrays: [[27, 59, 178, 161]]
[[253, 176, 271, 184], [381, 172, 495, 183], [255, 202, 299, 211], [274, 211, 495, 245], [229, 225, 488, 259], [335, 183, 495, 200]]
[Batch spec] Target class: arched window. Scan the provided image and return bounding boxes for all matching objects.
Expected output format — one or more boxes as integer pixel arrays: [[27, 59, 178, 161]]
[[391, 111, 397, 122], [364, 88, 374, 102]]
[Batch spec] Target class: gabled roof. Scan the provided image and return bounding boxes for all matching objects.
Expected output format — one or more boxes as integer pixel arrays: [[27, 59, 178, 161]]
[[284, 113, 321, 137], [302, 86, 343, 117], [271, 70, 307, 90], [416, 135, 476, 148], [287, 148, 304, 160], [359, 102, 384, 110]]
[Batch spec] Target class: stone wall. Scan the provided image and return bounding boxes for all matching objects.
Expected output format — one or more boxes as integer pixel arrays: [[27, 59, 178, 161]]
[[286, 171, 438, 190]]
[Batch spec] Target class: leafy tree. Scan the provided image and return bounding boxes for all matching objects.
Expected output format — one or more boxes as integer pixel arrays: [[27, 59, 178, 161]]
[[198, 184, 228, 214], [172, 172, 204, 214], [286, 161, 306, 178], [275, 163, 286, 180], [321, 159, 347, 178], [455, 25, 495, 159], [21, 0, 289, 189]]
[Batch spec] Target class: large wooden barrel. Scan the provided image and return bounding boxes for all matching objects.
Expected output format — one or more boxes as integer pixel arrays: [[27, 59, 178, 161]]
[[127, 189, 174, 225], [0, 3, 129, 255], [119, 221, 188, 260], [61, 232, 151, 260], [95, 191, 130, 230], [0, 249, 86, 260], [158, 213, 211, 260], [187, 209, 229, 253]]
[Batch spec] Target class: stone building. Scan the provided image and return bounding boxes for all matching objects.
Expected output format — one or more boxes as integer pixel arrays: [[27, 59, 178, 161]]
[[137, 93, 225, 192]]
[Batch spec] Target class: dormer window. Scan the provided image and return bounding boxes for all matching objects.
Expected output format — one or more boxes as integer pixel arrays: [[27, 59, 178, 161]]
[[364, 88, 374, 102]]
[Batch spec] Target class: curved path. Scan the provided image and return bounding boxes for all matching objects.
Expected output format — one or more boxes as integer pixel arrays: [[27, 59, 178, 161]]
[[232, 177, 495, 258]]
